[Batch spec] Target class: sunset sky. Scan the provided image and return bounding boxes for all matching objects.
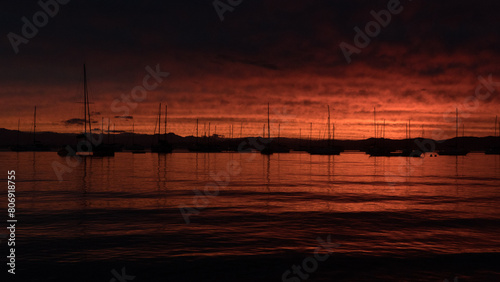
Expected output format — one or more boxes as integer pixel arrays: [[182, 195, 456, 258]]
[[1, 0, 499, 139]]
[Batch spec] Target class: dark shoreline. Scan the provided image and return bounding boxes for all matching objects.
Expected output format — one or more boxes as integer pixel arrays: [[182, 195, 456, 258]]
[[1, 128, 499, 153]]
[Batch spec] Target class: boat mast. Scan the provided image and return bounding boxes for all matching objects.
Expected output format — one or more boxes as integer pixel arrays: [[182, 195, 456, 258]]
[[87, 83, 91, 136], [83, 65, 87, 136], [456, 108, 458, 138], [33, 106, 36, 144], [309, 122, 312, 148], [107, 119, 110, 143], [107, 118, 111, 143], [327, 105, 331, 146], [408, 119, 411, 139], [158, 103, 161, 142], [83, 64, 92, 136], [101, 117, 104, 140], [383, 119, 385, 139], [17, 119, 20, 146], [374, 107, 377, 139], [495, 115, 498, 136], [267, 103, 270, 139], [164, 104, 167, 141]]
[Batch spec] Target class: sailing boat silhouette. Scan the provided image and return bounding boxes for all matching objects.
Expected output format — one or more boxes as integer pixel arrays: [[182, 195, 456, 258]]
[[307, 105, 343, 155], [125, 121, 146, 153], [188, 119, 224, 152], [58, 64, 115, 157], [11, 106, 50, 152], [485, 115, 500, 155], [260, 103, 290, 155], [438, 108, 469, 156], [151, 103, 173, 153]]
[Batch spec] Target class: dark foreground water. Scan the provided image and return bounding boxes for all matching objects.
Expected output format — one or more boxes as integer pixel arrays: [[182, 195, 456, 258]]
[[1, 152, 500, 281]]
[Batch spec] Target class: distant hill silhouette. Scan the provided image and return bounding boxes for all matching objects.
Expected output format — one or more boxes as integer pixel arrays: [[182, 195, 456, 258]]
[[0, 128, 499, 153]]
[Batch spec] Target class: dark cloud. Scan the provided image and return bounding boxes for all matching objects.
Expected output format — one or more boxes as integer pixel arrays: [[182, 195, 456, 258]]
[[63, 118, 85, 126], [63, 118, 97, 126], [115, 115, 133, 120], [3, 0, 499, 69], [1, 0, 499, 138]]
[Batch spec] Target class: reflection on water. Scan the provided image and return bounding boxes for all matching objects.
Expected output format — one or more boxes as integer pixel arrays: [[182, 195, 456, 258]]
[[0, 152, 499, 281]]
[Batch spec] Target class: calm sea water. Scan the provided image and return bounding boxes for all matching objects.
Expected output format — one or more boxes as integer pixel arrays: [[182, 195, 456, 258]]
[[1, 152, 500, 281]]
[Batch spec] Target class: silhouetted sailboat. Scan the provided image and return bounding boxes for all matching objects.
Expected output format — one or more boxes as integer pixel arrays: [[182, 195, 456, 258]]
[[260, 103, 274, 155], [96, 118, 121, 156], [367, 147, 399, 156], [58, 64, 114, 157], [366, 107, 394, 156], [93, 126, 117, 157], [307, 105, 343, 155], [188, 119, 223, 152], [485, 115, 500, 155], [125, 121, 146, 153], [152, 103, 173, 153], [366, 115, 421, 157], [438, 108, 469, 156], [11, 106, 50, 152], [397, 120, 422, 157], [295, 128, 309, 151], [273, 123, 291, 153], [260, 103, 290, 155]]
